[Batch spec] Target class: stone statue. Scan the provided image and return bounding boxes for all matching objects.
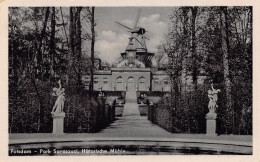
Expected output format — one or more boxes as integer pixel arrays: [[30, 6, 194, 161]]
[[207, 83, 221, 114], [51, 79, 65, 114]]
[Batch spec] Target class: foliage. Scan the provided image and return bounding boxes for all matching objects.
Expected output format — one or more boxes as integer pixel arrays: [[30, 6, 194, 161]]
[[8, 7, 106, 133], [9, 78, 114, 133], [149, 82, 251, 135], [155, 6, 252, 135], [151, 87, 207, 133]]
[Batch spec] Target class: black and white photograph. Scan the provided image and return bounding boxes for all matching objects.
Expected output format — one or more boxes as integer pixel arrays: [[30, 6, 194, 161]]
[[2, 1, 256, 159]]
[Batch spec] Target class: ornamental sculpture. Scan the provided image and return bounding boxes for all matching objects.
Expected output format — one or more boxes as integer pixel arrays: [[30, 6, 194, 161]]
[[51, 80, 65, 114], [207, 83, 221, 114]]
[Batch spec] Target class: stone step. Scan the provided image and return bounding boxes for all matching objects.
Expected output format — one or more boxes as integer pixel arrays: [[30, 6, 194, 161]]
[[123, 91, 139, 116], [125, 91, 137, 103]]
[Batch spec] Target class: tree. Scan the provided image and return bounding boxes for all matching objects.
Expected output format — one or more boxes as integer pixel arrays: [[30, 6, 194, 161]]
[[190, 7, 198, 91], [36, 7, 50, 79], [49, 7, 56, 78], [220, 7, 233, 133], [68, 7, 76, 87], [160, 6, 252, 134], [8, 7, 103, 133], [89, 7, 95, 96], [75, 7, 83, 91]]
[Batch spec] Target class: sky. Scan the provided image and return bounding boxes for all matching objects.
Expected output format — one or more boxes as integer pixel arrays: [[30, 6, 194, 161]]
[[10, 7, 175, 65], [94, 7, 174, 64]]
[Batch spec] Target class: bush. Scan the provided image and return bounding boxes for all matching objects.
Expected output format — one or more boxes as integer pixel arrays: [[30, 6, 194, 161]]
[[9, 79, 53, 133], [148, 82, 252, 135], [9, 79, 115, 133]]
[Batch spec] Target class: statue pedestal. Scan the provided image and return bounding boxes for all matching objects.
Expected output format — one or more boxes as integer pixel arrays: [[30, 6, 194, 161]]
[[205, 113, 217, 136], [52, 112, 65, 135]]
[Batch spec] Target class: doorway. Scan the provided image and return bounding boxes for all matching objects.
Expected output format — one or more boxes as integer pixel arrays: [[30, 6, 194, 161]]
[[127, 77, 135, 91]]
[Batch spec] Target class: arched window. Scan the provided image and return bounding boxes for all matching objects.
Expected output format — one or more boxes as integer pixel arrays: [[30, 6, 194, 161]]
[[116, 77, 124, 91], [127, 77, 135, 91], [138, 77, 146, 91]]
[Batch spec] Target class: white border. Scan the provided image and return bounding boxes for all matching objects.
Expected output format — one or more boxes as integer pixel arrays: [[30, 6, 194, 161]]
[[1, 0, 259, 162]]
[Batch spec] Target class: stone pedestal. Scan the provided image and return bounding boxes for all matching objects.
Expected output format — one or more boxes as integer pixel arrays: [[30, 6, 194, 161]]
[[205, 113, 217, 135], [52, 112, 65, 135]]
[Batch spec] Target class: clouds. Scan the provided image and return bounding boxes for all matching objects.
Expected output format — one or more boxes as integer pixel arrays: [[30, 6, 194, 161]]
[[95, 13, 168, 64], [138, 14, 168, 52], [95, 31, 129, 64]]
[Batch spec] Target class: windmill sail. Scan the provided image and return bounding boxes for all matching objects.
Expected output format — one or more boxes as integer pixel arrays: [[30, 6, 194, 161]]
[[133, 9, 141, 28], [115, 21, 132, 30], [115, 9, 148, 52]]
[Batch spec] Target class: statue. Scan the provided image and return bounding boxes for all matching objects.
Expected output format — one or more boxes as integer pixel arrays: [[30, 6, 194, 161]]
[[51, 79, 65, 114], [207, 83, 221, 114]]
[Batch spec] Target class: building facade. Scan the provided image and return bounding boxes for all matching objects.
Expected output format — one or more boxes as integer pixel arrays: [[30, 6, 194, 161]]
[[82, 31, 171, 92]]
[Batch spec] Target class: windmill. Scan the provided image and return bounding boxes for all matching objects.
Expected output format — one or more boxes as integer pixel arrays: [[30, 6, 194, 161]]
[[115, 9, 150, 51]]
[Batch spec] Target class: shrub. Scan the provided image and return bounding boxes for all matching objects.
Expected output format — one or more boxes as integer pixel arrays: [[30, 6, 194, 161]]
[[9, 79, 115, 133]]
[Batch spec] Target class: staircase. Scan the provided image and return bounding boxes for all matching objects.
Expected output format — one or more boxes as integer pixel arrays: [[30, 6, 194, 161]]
[[99, 90, 174, 138], [122, 91, 140, 116]]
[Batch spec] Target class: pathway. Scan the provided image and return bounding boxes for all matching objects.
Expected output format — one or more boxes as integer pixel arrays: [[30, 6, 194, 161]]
[[9, 90, 252, 155], [122, 90, 140, 116], [100, 90, 173, 137]]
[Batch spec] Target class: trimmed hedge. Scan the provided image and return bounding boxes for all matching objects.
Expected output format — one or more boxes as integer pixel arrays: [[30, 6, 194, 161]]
[[9, 79, 116, 133], [138, 105, 148, 116], [148, 82, 252, 135]]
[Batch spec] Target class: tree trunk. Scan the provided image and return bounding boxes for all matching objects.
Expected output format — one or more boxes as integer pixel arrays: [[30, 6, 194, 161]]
[[50, 7, 56, 78], [190, 7, 198, 91], [181, 7, 189, 95], [89, 7, 95, 96], [76, 7, 82, 91], [220, 7, 233, 133], [36, 7, 50, 79], [60, 7, 70, 47], [68, 7, 76, 88]]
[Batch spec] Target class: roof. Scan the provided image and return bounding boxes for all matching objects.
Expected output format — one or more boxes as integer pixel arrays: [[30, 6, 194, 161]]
[[111, 67, 151, 72], [152, 71, 170, 75], [94, 70, 112, 75]]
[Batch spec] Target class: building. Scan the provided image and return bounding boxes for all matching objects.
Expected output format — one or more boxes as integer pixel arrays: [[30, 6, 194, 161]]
[[82, 27, 171, 92]]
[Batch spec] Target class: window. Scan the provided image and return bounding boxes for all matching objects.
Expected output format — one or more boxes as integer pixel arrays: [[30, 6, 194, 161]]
[[94, 78, 99, 90], [127, 77, 135, 91], [103, 78, 108, 84], [163, 78, 170, 92], [153, 78, 160, 91], [103, 78, 108, 90], [138, 77, 146, 91], [116, 77, 124, 91], [154, 78, 159, 84]]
